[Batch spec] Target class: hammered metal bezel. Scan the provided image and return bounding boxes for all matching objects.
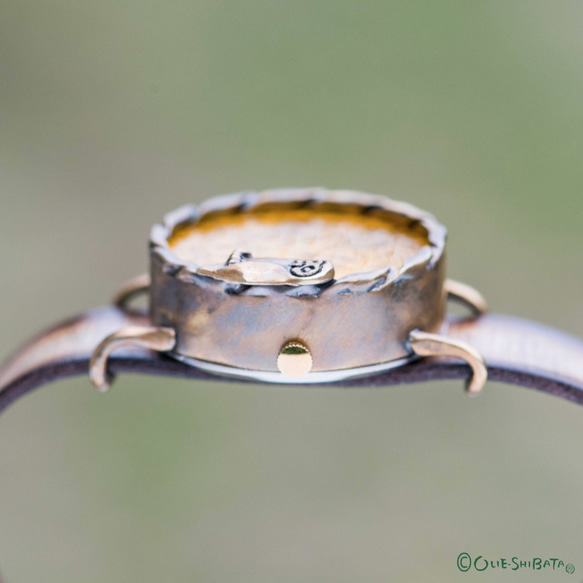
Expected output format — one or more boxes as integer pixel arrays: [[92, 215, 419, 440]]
[[149, 188, 447, 294]]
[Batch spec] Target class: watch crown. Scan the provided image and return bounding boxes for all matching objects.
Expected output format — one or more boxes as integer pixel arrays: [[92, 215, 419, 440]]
[[277, 340, 313, 378]]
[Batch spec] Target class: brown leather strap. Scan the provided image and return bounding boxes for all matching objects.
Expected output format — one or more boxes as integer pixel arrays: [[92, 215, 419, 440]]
[[1, 306, 582, 413]]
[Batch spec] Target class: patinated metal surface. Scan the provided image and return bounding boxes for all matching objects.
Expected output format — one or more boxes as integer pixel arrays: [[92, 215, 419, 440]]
[[89, 325, 176, 391], [149, 188, 448, 373], [409, 329, 487, 394]]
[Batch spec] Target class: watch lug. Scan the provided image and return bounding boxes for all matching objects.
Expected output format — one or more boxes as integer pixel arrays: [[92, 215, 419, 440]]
[[444, 278, 487, 318], [113, 273, 151, 311], [89, 326, 175, 392], [408, 329, 487, 395]]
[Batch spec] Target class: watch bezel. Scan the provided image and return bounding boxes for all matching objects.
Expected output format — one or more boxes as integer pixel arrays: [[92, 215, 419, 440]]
[[149, 187, 447, 290]]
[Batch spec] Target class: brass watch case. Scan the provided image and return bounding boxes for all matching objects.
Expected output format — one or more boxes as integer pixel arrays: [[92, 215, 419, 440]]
[[151, 188, 447, 379], [91, 188, 487, 391]]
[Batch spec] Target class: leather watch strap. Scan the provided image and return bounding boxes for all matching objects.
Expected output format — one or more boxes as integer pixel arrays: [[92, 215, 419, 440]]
[[1, 306, 582, 413]]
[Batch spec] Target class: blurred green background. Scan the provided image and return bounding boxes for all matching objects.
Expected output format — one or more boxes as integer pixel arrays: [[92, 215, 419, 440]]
[[1, 1, 583, 581]]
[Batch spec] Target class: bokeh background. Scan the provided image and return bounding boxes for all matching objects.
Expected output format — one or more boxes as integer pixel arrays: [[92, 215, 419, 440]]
[[2, 1, 583, 581]]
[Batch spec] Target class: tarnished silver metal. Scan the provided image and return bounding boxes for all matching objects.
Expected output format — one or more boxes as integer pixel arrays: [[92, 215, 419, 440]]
[[89, 326, 176, 392]]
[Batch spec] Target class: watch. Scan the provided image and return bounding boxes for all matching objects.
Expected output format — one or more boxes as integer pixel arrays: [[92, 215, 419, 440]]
[[1, 187, 583, 414]]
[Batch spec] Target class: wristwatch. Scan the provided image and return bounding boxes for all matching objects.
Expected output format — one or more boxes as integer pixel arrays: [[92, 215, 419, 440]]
[[1, 187, 583, 414]]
